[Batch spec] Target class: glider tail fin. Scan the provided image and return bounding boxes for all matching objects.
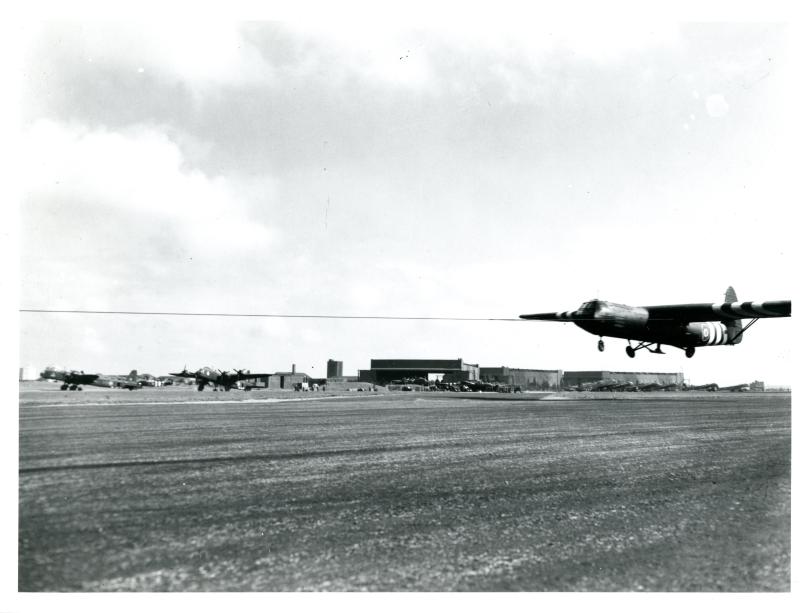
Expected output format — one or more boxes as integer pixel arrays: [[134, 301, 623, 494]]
[[724, 286, 743, 345]]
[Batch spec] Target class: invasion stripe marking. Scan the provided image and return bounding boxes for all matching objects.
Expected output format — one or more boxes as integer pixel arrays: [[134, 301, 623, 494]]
[[714, 301, 789, 318], [749, 302, 785, 316], [729, 303, 756, 317], [745, 302, 778, 316], [702, 322, 729, 345]]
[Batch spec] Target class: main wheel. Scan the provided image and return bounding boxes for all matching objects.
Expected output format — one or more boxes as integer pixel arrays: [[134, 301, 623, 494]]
[[60, 384, 68, 390], [626, 346, 636, 358], [598, 339, 605, 352], [685, 347, 695, 358]]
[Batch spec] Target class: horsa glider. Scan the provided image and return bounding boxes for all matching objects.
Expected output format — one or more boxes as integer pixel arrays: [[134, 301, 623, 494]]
[[520, 287, 791, 358]]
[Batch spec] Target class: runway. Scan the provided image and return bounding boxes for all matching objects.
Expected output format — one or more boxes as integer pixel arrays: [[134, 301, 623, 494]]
[[18, 388, 790, 591]]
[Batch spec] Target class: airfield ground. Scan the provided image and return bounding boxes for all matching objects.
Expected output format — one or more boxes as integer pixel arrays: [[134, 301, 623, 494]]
[[18, 385, 790, 591]]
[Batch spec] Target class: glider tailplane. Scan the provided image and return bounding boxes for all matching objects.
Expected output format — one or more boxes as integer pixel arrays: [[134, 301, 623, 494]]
[[724, 286, 743, 345]]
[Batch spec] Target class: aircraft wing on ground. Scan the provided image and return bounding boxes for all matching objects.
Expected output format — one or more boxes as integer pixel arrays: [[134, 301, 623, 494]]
[[643, 300, 790, 322], [229, 372, 271, 382], [169, 369, 196, 377], [41, 370, 100, 385], [71, 371, 100, 383]]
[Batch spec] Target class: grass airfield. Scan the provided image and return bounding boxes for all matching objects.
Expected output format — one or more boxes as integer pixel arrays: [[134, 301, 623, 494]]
[[19, 384, 790, 591]]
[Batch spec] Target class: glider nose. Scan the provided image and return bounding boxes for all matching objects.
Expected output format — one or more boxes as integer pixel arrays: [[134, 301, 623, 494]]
[[577, 300, 599, 319]]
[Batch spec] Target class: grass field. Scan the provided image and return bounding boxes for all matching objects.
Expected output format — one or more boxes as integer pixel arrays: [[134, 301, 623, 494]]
[[18, 389, 790, 591]]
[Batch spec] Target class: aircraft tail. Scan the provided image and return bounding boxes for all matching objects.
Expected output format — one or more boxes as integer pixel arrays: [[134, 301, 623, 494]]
[[724, 286, 743, 345]]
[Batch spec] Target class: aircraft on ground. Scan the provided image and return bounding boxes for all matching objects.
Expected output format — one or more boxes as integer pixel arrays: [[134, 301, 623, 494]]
[[108, 370, 143, 390], [638, 382, 681, 392], [563, 379, 620, 391], [719, 383, 750, 392], [40, 367, 100, 391], [520, 287, 790, 357], [590, 379, 638, 391], [39, 368, 141, 390], [685, 383, 720, 391], [169, 366, 272, 391]]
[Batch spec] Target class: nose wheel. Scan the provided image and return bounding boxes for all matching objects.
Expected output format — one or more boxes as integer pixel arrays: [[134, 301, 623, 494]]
[[597, 339, 605, 352]]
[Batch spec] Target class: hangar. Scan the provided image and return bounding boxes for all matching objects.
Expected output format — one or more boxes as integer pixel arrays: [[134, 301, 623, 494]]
[[358, 359, 479, 385], [480, 367, 563, 391], [562, 371, 684, 388]]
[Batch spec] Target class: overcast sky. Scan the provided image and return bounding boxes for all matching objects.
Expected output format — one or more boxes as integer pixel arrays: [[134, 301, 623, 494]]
[[17, 20, 796, 386]]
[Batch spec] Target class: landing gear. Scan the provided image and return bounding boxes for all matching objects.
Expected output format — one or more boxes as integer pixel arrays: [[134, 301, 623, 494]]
[[60, 384, 68, 391], [598, 339, 605, 352], [685, 347, 695, 358], [626, 341, 665, 357]]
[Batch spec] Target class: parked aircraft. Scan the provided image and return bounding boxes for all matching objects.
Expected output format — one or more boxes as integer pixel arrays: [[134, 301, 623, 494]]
[[109, 370, 143, 390], [168, 366, 272, 391], [40, 367, 100, 390], [39, 367, 141, 391], [638, 382, 680, 392], [685, 383, 720, 392], [719, 383, 750, 392], [591, 379, 638, 391], [520, 287, 790, 357]]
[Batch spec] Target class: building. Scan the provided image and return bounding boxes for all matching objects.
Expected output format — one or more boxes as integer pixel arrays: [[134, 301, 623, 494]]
[[358, 359, 480, 385], [480, 367, 563, 391], [562, 371, 684, 388], [19, 365, 39, 381], [327, 359, 343, 378], [255, 364, 310, 390]]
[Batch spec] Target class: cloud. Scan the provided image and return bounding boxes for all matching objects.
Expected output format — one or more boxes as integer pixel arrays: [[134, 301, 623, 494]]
[[17, 22, 793, 385], [34, 22, 274, 90], [705, 93, 730, 118], [22, 119, 276, 255], [272, 21, 681, 98]]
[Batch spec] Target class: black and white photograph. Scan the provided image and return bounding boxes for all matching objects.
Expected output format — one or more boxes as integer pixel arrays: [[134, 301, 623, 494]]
[[6, 1, 796, 606]]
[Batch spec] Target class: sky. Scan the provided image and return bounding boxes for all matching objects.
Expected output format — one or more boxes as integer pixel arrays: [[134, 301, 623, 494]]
[[14, 18, 797, 387]]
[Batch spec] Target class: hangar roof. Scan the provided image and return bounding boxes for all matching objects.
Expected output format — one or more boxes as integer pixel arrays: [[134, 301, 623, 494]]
[[370, 359, 476, 370]]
